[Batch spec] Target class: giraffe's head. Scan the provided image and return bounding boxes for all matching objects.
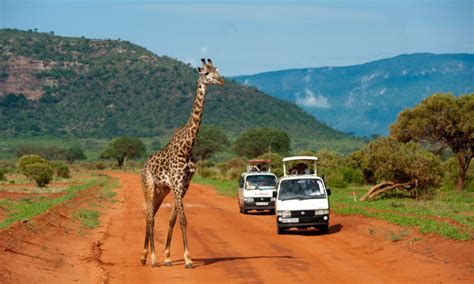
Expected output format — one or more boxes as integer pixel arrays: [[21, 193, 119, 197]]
[[197, 58, 224, 86]]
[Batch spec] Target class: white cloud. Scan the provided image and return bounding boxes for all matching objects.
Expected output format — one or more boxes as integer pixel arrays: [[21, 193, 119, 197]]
[[295, 88, 331, 109], [200, 46, 209, 54]]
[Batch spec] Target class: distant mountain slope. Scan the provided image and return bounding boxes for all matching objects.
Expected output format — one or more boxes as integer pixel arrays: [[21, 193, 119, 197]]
[[0, 29, 364, 153], [234, 53, 474, 137]]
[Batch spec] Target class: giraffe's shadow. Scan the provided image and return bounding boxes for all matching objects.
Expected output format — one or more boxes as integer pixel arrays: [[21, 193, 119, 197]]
[[171, 255, 293, 268]]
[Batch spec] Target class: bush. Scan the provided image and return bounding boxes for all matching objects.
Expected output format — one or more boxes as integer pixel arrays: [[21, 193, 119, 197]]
[[0, 168, 7, 181], [54, 162, 71, 178], [199, 167, 214, 179], [95, 162, 106, 170], [17, 154, 48, 176], [341, 167, 363, 185], [24, 162, 54, 187]]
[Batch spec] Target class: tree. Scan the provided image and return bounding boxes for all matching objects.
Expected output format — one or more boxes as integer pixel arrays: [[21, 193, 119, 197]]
[[360, 138, 443, 199], [390, 93, 473, 191], [101, 137, 146, 168], [193, 125, 229, 161], [65, 146, 87, 163], [233, 128, 291, 158]]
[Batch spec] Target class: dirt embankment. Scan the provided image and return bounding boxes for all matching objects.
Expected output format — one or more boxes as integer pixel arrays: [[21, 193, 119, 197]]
[[1, 171, 473, 283]]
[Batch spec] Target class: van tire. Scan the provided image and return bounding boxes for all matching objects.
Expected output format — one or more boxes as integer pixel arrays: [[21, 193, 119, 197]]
[[277, 227, 284, 235], [269, 209, 276, 215], [320, 225, 329, 234]]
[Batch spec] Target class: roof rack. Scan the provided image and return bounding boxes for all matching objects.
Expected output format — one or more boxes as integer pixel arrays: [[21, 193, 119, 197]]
[[246, 159, 272, 173], [282, 156, 318, 176]]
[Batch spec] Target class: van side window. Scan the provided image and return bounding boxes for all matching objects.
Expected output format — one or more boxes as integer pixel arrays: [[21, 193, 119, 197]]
[[239, 177, 244, 188]]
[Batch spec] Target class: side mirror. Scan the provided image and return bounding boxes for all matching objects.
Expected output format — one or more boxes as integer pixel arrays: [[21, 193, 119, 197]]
[[272, 191, 277, 198], [327, 188, 331, 196]]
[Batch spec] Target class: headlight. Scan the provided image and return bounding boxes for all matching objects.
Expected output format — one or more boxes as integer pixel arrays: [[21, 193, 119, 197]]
[[277, 211, 291, 218], [315, 209, 330, 215], [271, 197, 276, 201], [243, 197, 254, 202]]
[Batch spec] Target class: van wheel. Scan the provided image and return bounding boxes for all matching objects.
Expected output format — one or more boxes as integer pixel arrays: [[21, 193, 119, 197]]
[[239, 206, 243, 214], [320, 225, 329, 234], [277, 227, 284, 235], [269, 209, 276, 215]]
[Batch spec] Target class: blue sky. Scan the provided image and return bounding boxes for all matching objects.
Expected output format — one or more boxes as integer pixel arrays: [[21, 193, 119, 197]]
[[1, 0, 473, 76]]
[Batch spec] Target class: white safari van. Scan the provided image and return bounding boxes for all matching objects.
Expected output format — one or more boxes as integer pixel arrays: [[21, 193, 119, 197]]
[[276, 156, 331, 234], [238, 160, 278, 214]]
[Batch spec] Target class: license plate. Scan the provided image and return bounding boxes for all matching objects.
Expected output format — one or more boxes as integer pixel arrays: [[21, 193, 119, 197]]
[[282, 218, 299, 223], [256, 202, 268, 206]]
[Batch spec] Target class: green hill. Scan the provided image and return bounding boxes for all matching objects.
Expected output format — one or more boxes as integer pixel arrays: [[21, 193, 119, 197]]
[[0, 29, 365, 153]]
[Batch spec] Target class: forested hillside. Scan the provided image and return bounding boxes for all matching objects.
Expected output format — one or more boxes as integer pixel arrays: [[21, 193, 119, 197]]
[[0, 29, 364, 152]]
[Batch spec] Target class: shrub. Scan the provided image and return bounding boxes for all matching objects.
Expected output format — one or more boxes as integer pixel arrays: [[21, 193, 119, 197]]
[[95, 162, 106, 170], [319, 167, 347, 189], [54, 162, 71, 178], [17, 155, 48, 177], [341, 167, 363, 185], [24, 162, 54, 187], [199, 167, 213, 179], [0, 168, 7, 181]]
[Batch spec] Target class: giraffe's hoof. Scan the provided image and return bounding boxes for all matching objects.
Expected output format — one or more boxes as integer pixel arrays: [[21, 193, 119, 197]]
[[140, 258, 147, 265], [163, 261, 172, 267], [151, 263, 159, 268], [185, 263, 194, 269]]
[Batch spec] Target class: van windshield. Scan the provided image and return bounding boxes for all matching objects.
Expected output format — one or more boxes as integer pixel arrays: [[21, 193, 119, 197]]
[[246, 175, 277, 189], [278, 179, 326, 200]]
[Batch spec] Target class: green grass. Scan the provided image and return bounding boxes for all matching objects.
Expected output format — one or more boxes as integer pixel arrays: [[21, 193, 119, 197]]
[[331, 185, 473, 241], [74, 209, 100, 229], [0, 175, 112, 228], [192, 175, 237, 197]]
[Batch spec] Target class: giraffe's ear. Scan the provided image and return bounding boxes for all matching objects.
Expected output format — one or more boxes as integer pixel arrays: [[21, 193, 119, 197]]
[[197, 67, 202, 73]]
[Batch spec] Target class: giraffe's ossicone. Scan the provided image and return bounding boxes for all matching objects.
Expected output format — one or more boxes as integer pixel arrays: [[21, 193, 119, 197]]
[[139, 58, 224, 269]]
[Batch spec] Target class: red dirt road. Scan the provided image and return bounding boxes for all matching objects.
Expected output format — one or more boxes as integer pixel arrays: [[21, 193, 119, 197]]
[[1, 171, 473, 283]]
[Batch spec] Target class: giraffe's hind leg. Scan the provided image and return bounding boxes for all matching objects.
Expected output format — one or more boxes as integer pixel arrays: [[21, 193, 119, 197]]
[[164, 166, 194, 268], [140, 171, 166, 267]]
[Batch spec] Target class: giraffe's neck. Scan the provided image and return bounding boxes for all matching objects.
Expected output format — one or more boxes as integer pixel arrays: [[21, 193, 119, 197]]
[[187, 79, 207, 141]]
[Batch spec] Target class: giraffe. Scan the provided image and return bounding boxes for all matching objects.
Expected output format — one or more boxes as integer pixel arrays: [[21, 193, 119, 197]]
[[139, 58, 224, 269]]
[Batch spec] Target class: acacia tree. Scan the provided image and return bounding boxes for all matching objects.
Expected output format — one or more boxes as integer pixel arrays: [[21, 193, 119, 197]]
[[390, 93, 473, 191], [360, 138, 443, 200], [101, 137, 146, 168], [232, 127, 291, 158], [193, 125, 229, 161]]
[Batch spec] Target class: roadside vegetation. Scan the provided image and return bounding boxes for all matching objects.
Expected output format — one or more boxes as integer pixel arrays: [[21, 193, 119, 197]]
[[0, 174, 115, 228]]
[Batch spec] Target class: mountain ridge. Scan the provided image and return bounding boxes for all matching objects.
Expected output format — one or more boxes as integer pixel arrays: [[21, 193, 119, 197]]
[[234, 53, 474, 136]]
